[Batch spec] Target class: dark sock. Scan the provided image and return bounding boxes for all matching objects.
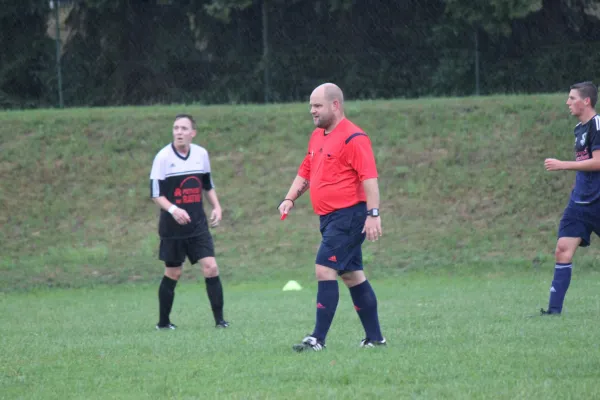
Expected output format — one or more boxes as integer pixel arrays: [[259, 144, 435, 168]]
[[205, 276, 224, 323], [311, 280, 339, 343], [548, 263, 572, 313], [158, 275, 178, 326], [349, 280, 383, 341]]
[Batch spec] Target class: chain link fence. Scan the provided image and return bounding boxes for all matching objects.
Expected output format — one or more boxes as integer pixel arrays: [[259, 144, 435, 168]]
[[2, 1, 600, 109]]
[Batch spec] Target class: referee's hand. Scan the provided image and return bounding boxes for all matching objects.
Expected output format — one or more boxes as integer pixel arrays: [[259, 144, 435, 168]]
[[363, 216, 382, 241], [172, 208, 191, 225], [278, 199, 294, 218]]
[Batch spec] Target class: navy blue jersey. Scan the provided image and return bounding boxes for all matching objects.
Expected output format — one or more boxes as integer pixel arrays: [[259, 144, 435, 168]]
[[571, 114, 600, 204], [150, 143, 214, 239]]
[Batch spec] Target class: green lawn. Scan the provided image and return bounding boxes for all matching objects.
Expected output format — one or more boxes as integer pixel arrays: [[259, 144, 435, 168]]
[[2, 269, 600, 399]]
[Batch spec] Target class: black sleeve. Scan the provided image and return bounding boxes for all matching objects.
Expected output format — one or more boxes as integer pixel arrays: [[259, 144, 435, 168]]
[[202, 173, 214, 191], [149, 179, 168, 198]]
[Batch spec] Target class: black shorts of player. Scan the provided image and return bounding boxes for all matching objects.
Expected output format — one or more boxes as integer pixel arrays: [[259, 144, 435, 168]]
[[316, 202, 367, 275], [159, 230, 215, 267], [558, 199, 600, 247]]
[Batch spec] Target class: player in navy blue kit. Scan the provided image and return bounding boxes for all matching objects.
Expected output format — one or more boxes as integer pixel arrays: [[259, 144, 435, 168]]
[[150, 114, 229, 329], [539, 81, 600, 315]]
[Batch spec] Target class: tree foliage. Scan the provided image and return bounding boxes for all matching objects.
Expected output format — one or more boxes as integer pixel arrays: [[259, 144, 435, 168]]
[[0, 0, 53, 108], [1, 0, 599, 108], [443, 0, 543, 35]]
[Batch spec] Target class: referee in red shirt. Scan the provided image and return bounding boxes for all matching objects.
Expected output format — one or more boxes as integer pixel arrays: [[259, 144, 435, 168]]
[[279, 83, 386, 351]]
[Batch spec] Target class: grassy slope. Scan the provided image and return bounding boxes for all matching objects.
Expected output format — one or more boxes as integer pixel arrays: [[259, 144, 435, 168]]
[[1, 94, 598, 290]]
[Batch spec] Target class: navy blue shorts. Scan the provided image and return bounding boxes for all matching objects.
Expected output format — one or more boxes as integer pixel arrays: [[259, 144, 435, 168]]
[[558, 199, 600, 247], [316, 202, 367, 275]]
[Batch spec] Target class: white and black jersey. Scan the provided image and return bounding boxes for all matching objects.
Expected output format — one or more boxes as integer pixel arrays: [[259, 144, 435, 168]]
[[150, 143, 214, 239]]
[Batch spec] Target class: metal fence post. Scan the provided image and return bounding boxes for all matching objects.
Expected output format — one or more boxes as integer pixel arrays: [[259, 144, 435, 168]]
[[474, 28, 480, 96], [53, 0, 64, 108]]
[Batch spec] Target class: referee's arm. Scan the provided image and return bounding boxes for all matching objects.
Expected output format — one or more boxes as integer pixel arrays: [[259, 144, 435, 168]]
[[362, 178, 380, 211], [284, 175, 310, 202]]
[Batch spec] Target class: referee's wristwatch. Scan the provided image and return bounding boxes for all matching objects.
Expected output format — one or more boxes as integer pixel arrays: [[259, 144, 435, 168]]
[[367, 208, 380, 217]]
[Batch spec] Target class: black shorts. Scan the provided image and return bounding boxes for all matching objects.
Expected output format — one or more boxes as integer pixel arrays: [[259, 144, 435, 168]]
[[159, 230, 215, 267], [316, 202, 367, 275]]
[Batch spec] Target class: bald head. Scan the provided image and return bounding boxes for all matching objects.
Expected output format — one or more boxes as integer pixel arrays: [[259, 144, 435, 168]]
[[312, 83, 344, 105], [309, 83, 345, 132]]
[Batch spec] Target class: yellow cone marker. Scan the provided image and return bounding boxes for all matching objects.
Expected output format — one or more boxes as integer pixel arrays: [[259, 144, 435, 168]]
[[282, 280, 302, 291]]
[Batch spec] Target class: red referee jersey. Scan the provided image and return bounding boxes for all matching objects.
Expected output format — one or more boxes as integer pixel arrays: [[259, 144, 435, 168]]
[[298, 118, 378, 215]]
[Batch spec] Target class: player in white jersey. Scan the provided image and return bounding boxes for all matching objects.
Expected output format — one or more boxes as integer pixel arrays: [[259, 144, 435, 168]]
[[150, 114, 229, 329]]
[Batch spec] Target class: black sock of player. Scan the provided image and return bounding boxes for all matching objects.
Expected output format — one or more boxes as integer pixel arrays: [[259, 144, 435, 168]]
[[349, 280, 383, 341], [311, 280, 339, 343], [205, 276, 224, 323], [158, 275, 178, 326]]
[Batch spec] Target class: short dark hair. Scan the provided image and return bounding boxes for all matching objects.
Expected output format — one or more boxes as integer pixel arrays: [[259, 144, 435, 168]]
[[570, 81, 598, 108], [174, 114, 196, 129]]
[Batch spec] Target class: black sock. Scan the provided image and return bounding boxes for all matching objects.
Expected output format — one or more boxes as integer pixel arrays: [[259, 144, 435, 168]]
[[311, 280, 339, 343], [158, 275, 178, 326], [205, 276, 224, 323], [349, 280, 383, 341]]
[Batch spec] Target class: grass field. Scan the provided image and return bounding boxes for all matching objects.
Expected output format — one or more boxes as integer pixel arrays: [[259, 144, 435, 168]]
[[3, 268, 600, 399], [2, 94, 600, 398]]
